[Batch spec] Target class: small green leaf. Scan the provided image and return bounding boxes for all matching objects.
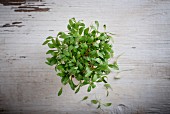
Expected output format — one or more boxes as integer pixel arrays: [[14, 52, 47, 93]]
[[92, 74, 98, 82], [84, 27, 89, 35], [52, 38, 56, 44], [42, 40, 50, 45], [95, 58, 102, 64], [69, 19, 74, 26], [95, 21, 99, 29], [104, 83, 112, 89], [58, 87, 62, 96], [46, 36, 53, 39], [61, 76, 69, 85], [68, 45, 74, 52], [58, 32, 68, 39], [103, 103, 112, 107], [113, 62, 119, 70], [97, 104, 101, 109], [63, 50, 70, 56], [85, 71, 92, 77], [67, 24, 71, 31], [48, 43, 55, 48], [97, 52, 103, 58], [91, 100, 98, 104], [102, 77, 107, 83], [87, 85, 91, 92], [57, 64, 65, 71], [75, 86, 80, 94], [57, 72, 65, 77], [45, 61, 51, 65], [46, 50, 55, 54], [56, 37, 61, 46], [106, 90, 109, 97], [93, 42, 99, 47], [69, 80, 76, 90], [91, 83, 96, 88], [79, 22, 85, 26], [79, 27, 84, 35], [82, 96, 88, 101]]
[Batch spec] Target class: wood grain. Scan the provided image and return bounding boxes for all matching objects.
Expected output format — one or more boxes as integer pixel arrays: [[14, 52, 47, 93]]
[[0, 0, 170, 113]]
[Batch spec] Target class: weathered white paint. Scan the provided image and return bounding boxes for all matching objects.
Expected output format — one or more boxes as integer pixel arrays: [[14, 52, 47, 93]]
[[0, 0, 170, 114]]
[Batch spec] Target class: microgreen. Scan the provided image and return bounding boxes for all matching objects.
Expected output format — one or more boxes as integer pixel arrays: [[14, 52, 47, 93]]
[[43, 18, 120, 109]]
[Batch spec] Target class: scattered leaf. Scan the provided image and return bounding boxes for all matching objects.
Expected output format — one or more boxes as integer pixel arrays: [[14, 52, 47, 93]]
[[91, 100, 98, 104], [82, 96, 88, 101], [42, 40, 50, 45], [103, 103, 112, 107], [58, 87, 62, 96], [95, 21, 99, 29]]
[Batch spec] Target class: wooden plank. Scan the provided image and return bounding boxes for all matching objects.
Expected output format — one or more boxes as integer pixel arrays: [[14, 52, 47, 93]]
[[0, 0, 170, 113]]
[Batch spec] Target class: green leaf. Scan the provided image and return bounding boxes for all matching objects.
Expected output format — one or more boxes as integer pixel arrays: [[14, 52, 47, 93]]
[[75, 86, 80, 94], [57, 64, 65, 71], [47, 57, 57, 65], [84, 27, 89, 35], [52, 38, 56, 45], [69, 80, 76, 90], [61, 76, 69, 85], [46, 36, 53, 39], [79, 22, 85, 26], [106, 90, 109, 97], [103, 103, 112, 107], [93, 42, 99, 47], [87, 85, 91, 92], [87, 36, 94, 43], [112, 62, 119, 70], [46, 50, 55, 54], [79, 27, 84, 35], [45, 61, 51, 65], [81, 43, 88, 50], [92, 74, 98, 82], [67, 24, 71, 31], [82, 96, 88, 101], [91, 100, 98, 104], [95, 58, 102, 64], [68, 45, 74, 52], [48, 43, 55, 48], [102, 76, 108, 83], [69, 19, 74, 26], [85, 71, 92, 77], [58, 32, 68, 39], [104, 83, 112, 90], [63, 50, 70, 56], [95, 21, 99, 29], [91, 83, 96, 88], [56, 38, 61, 46], [77, 60, 83, 70], [97, 52, 103, 58], [57, 72, 65, 77], [97, 104, 101, 109], [42, 40, 50, 45], [58, 87, 62, 96]]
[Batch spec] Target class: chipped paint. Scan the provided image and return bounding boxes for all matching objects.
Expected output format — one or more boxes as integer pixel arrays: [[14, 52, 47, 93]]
[[1, 22, 24, 28], [0, 0, 50, 12]]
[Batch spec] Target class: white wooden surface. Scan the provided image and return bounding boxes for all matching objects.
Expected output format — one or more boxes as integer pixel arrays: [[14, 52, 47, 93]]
[[0, 0, 170, 114]]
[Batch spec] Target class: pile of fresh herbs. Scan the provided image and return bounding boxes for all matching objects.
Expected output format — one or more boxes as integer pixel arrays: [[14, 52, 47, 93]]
[[43, 18, 119, 109]]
